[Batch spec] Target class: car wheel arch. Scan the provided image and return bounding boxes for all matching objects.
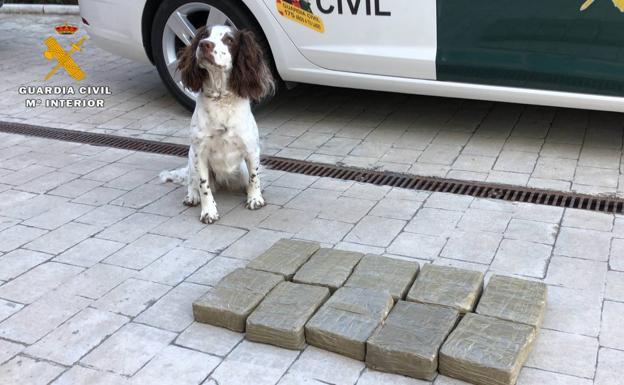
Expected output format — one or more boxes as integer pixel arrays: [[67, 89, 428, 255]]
[[141, 0, 161, 64]]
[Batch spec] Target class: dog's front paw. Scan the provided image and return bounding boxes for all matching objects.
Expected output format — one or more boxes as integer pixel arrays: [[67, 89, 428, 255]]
[[246, 195, 266, 210], [200, 209, 220, 224], [183, 194, 200, 207]]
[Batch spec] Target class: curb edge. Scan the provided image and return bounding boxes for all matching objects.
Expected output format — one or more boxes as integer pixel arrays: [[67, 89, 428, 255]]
[[0, 4, 79, 15]]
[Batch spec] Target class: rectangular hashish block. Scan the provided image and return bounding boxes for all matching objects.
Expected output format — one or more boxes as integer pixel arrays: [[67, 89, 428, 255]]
[[439, 313, 537, 385], [247, 239, 320, 279], [192, 268, 283, 332], [366, 301, 459, 380], [293, 248, 363, 291], [246, 282, 330, 350], [476, 275, 547, 328], [345, 255, 419, 301], [305, 287, 394, 361], [406, 264, 484, 313]]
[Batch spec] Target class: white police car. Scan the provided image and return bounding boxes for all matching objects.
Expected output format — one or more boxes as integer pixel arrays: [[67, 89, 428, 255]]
[[79, 0, 624, 112]]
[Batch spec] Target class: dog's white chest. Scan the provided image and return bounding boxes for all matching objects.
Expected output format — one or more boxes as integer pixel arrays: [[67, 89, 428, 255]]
[[207, 127, 245, 173], [191, 95, 253, 175]]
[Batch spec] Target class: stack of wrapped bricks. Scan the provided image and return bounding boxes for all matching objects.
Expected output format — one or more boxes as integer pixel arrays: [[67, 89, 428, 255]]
[[192, 239, 547, 385]]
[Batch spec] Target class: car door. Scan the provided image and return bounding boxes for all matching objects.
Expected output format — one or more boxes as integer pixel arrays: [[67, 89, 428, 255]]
[[436, 0, 624, 97], [263, 0, 437, 80]]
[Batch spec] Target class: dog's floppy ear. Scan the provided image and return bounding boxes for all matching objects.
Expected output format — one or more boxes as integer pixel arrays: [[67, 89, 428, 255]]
[[177, 26, 207, 92], [228, 29, 274, 102]]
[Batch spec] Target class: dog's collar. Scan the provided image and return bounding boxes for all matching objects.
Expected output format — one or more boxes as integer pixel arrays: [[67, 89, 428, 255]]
[[204, 90, 232, 101], [205, 91, 222, 100]]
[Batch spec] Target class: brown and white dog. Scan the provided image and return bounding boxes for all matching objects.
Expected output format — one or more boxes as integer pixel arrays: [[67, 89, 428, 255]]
[[160, 25, 274, 224]]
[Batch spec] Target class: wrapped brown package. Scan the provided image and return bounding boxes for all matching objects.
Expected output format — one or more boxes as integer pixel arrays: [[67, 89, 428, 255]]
[[476, 275, 547, 327], [247, 239, 320, 279], [344, 254, 419, 300], [192, 268, 283, 332], [406, 264, 484, 313], [305, 287, 394, 361], [439, 313, 537, 385], [246, 282, 330, 350], [293, 248, 363, 291], [366, 301, 459, 380]]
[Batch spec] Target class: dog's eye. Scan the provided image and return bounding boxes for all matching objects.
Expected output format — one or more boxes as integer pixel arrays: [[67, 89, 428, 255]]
[[223, 36, 234, 44]]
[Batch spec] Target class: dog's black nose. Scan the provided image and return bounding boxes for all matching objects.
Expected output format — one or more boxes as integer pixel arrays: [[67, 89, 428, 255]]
[[199, 40, 215, 53]]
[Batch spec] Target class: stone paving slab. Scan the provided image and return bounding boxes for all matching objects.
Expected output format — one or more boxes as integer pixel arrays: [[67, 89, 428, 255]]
[[192, 268, 283, 332], [0, 291, 90, 344], [247, 281, 330, 350], [24, 307, 128, 365], [366, 301, 459, 380], [439, 313, 537, 385], [406, 264, 484, 313], [293, 248, 363, 291], [247, 238, 320, 279], [476, 275, 547, 327], [0, 355, 65, 385], [344, 254, 419, 300], [131, 344, 220, 385], [305, 287, 394, 360], [134, 282, 209, 333], [285, 346, 365, 385], [80, 322, 176, 376]]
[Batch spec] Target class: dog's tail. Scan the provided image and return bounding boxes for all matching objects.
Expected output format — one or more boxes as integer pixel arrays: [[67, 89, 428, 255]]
[[159, 166, 188, 184]]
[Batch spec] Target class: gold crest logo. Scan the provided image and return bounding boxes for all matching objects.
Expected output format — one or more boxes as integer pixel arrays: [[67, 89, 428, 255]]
[[54, 22, 79, 35], [581, 0, 624, 12], [43, 35, 87, 81]]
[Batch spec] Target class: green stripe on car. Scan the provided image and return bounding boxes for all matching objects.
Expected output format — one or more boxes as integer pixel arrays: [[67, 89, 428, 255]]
[[436, 0, 624, 96]]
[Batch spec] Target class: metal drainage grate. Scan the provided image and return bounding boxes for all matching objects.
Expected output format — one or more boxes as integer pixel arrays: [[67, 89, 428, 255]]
[[262, 156, 624, 213], [2, 120, 623, 214], [0, 121, 189, 157]]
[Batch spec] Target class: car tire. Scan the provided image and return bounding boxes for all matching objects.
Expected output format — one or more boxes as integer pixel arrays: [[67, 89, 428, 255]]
[[151, 0, 279, 112]]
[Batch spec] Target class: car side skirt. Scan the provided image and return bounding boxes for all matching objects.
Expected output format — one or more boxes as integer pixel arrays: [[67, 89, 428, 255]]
[[282, 67, 624, 112]]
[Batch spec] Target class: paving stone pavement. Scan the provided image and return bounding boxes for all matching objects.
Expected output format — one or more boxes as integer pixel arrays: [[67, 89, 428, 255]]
[[0, 131, 621, 385], [3, 14, 624, 197]]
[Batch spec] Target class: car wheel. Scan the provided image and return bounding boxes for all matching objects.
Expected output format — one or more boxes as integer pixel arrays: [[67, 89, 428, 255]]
[[151, 0, 277, 111]]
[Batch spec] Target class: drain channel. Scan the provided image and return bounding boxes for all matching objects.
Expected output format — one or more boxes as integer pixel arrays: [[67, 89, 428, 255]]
[[0, 121, 189, 157], [263, 156, 624, 213], [2, 120, 623, 214]]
